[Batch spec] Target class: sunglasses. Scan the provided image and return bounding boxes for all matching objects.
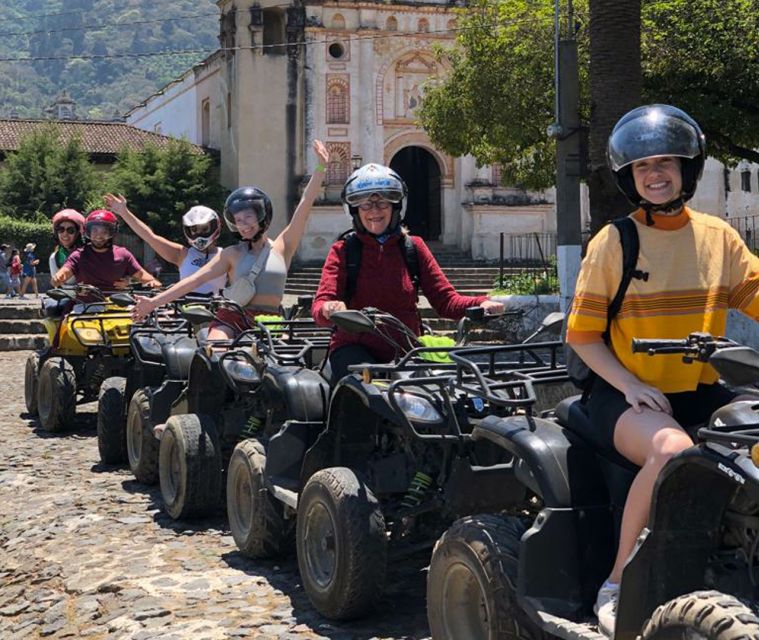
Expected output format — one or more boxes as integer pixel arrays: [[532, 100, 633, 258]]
[[56, 226, 78, 234], [357, 200, 392, 212]]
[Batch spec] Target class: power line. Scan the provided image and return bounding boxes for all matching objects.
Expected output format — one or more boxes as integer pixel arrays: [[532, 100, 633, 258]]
[[0, 16, 553, 63], [0, 11, 221, 39], [0, 0, 220, 25]]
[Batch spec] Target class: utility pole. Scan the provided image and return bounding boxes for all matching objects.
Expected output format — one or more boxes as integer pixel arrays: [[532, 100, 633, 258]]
[[548, 0, 583, 312]]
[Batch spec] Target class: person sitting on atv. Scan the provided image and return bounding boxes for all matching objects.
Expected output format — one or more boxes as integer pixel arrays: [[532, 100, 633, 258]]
[[103, 194, 228, 295], [565, 104, 759, 637], [49, 209, 86, 286], [313, 162, 504, 384], [51, 209, 161, 292], [130, 139, 330, 339]]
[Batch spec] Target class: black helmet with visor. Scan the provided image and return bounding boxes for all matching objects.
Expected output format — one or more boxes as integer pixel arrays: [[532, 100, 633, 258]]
[[608, 104, 706, 213], [223, 186, 273, 242]]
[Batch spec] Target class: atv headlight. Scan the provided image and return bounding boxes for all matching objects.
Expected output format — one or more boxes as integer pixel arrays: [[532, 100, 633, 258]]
[[396, 392, 443, 424], [221, 358, 261, 385], [73, 327, 105, 345]]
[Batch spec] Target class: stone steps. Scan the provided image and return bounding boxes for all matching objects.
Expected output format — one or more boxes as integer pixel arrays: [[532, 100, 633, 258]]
[[0, 300, 48, 350]]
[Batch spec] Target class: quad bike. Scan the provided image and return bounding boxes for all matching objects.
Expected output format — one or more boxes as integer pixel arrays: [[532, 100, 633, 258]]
[[227, 305, 564, 621], [426, 331, 759, 640], [96, 292, 216, 468], [154, 296, 332, 521], [23, 285, 135, 433]]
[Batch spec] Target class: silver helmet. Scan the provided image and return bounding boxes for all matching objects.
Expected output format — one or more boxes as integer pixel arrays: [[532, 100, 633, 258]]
[[340, 163, 408, 234]]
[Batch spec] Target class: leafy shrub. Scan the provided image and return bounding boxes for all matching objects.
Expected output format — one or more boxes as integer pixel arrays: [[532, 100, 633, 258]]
[[491, 263, 559, 295], [0, 214, 55, 270]]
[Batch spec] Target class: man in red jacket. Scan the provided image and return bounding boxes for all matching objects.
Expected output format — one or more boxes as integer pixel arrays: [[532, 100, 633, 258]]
[[313, 163, 503, 383]]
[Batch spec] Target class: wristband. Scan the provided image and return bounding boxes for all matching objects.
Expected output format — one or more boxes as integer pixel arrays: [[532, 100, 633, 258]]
[[315, 164, 326, 173]]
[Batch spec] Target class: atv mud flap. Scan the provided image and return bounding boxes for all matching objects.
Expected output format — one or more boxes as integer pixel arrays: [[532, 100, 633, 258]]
[[519, 506, 614, 624]]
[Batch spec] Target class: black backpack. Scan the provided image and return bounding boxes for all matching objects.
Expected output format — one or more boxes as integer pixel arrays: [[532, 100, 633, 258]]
[[565, 217, 647, 393], [341, 231, 420, 304]]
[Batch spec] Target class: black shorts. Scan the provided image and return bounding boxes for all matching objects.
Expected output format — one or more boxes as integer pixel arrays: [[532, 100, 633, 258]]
[[586, 377, 738, 453]]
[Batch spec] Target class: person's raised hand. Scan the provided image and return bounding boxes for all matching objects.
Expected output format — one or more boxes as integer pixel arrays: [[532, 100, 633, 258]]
[[104, 193, 128, 217], [313, 139, 329, 167]]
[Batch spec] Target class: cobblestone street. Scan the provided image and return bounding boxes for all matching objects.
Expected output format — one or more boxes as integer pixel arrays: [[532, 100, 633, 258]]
[[0, 350, 431, 640]]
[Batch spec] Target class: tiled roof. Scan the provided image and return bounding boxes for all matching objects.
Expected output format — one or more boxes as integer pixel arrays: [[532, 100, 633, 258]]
[[0, 119, 207, 156]]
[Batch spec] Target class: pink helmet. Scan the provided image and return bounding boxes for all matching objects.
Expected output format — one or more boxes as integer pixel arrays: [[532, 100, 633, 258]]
[[52, 208, 85, 236]]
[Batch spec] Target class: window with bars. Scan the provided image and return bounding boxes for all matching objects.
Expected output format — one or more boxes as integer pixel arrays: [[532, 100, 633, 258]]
[[326, 143, 350, 184], [326, 79, 349, 124]]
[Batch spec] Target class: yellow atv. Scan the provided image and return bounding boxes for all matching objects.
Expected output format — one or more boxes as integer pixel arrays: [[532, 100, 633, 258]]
[[23, 285, 134, 434]]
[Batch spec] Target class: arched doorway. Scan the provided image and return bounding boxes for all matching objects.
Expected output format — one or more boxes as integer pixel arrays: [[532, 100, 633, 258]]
[[390, 146, 441, 240]]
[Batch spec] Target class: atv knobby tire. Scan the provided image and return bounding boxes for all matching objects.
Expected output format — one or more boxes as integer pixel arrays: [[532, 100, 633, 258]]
[[641, 590, 759, 640], [227, 439, 292, 558], [296, 467, 387, 621], [427, 514, 542, 640], [24, 349, 44, 416], [97, 377, 127, 464], [37, 358, 76, 432], [127, 387, 159, 484], [159, 413, 222, 520]]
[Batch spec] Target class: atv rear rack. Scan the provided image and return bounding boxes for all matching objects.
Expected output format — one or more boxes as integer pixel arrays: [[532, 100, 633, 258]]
[[449, 341, 568, 409]]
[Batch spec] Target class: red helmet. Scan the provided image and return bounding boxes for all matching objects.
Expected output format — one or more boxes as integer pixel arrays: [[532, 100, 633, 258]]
[[85, 209, 119, 240], [52, 208, 85, 235]]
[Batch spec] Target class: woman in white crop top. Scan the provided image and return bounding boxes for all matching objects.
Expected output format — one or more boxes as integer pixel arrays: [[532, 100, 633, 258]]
[[130, 139, 330, 340], [103, 195, 227, 295]]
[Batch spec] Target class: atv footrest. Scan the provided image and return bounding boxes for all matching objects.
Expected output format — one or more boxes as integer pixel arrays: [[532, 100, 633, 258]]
[[535, 611, 605, 640]]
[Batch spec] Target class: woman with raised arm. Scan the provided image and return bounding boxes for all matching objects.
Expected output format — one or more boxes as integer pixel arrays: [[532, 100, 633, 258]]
[[131, 139, 330, 339], [104, 195, 226, 295]]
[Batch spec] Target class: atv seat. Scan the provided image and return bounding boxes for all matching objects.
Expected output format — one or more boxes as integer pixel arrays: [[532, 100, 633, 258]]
[[555, 395, 638, 519], [42, 297, 73, 319], [555, 395, 638, 472]]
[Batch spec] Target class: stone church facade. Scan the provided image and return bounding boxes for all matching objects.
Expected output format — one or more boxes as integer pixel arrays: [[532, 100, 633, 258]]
[[126, 0, 759, 261], [126, 0, 557, 262]]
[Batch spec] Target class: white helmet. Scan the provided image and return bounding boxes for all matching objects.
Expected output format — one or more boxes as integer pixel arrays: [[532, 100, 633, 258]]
[[182, 205, 221, 251], [341, 163, 408, 234]]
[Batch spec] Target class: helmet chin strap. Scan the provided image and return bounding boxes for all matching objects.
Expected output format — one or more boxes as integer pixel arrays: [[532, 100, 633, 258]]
[[641, 196, 685, 226]]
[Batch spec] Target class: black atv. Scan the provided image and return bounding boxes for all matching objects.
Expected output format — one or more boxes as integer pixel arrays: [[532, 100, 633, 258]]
[[155, 297, 332, 521], [96, 292, 217, 470], [426, 332, 759, 640], [231, 306, 563, 621]]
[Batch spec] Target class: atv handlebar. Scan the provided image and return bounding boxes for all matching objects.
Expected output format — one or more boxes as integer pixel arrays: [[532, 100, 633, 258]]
[[632, 333, 738, 362]]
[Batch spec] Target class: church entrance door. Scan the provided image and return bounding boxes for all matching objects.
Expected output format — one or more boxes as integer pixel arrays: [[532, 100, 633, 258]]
[[390, 146, 441, 240]]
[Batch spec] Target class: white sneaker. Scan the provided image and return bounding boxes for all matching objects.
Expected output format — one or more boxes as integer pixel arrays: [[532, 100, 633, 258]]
[[594, 580, 619, 637]]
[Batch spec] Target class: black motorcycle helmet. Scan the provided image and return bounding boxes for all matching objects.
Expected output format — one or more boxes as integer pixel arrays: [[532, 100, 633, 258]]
[[223, 186, 273, 242], [608, 104, 706, 213]]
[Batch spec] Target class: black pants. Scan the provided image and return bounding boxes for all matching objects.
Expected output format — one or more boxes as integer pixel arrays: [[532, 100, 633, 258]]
[[327, 344, 379, 386]]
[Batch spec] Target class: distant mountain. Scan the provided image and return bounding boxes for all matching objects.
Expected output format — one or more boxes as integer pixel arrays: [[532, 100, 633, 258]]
[[0, 0, 219, 120]]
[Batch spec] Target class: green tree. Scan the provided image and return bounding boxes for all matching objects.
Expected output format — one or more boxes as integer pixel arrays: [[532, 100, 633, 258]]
[[0, 126, 98, 219], [419, 0, 759, 229], [106, 139, 224, 241]]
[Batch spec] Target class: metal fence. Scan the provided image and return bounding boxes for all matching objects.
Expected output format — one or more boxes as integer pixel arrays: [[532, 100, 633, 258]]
[[495, 232, 559, 294], [729, 215, 759, 253], [499, 232, 557, 266]]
